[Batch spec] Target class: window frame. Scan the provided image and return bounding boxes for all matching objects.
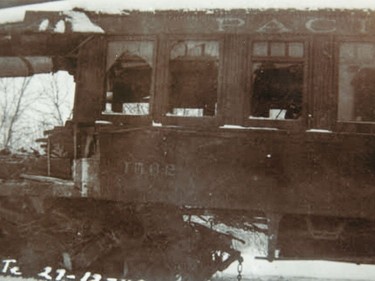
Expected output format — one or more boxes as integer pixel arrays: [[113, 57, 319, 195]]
[[244, 36, 309, 130], [100, 35, 157, 125], [335, 36, 375, 134], [159, 34, 225, 127]]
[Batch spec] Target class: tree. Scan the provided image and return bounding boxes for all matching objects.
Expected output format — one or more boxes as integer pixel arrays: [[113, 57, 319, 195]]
[[0, 71, 74, 151], [34, 71, 74, 128], [0, 76, 34, 149]]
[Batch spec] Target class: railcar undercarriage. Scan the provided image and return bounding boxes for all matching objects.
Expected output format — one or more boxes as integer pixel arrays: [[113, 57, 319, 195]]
[[0, 194, 244, 281], [2, 180, 375, 280], [2, 133, 375, 280]]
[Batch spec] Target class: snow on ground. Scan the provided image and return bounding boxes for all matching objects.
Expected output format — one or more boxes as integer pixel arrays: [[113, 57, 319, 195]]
[[224, 257, 375, 280], [188, 216, 375, 280]]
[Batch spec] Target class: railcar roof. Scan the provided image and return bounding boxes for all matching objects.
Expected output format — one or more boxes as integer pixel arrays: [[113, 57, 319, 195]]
[[0, 0, 374, 77], [1, 0, 375, 25]]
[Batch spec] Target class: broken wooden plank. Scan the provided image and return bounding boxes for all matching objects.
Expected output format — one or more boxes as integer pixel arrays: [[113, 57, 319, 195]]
[[20, 173, 74, 186]]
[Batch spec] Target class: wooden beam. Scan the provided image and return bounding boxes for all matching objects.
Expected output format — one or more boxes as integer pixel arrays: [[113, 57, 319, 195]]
[[20, 173, 74, 186]]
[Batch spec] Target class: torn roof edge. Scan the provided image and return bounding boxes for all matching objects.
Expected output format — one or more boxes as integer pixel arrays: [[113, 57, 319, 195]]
[[2, 0, 375, 25]]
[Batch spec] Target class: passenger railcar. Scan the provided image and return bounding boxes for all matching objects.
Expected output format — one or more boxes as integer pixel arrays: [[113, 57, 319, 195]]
[[1, 2, 375, 280]]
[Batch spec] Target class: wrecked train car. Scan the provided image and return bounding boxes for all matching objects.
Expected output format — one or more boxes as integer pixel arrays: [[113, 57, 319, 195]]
[[1, 1, 375, 280]]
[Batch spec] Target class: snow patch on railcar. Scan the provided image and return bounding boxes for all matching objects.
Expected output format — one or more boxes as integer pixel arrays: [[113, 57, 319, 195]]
[[2, 0, 375, 25]]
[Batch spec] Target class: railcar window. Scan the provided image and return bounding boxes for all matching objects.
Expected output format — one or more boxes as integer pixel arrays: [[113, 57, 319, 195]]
[[168, 40, 219, 117], [338, 43, 375, 122], [250, 41, 304, 120], [104, 41, 154, 115]]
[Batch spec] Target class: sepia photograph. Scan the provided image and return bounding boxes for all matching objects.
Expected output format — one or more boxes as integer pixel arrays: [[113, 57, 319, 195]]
[[1, 0, 375, 280]]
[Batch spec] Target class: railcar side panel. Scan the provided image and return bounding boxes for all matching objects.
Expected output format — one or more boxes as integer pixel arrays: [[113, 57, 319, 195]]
[[98, 128, 375, 219]]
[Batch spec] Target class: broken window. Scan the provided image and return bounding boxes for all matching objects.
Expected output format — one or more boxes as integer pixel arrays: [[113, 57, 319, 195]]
[[338, 43, 375, 122], [105, 41, 154, 115], [250, 41, 304, 120], [168, 40, 219, 117]]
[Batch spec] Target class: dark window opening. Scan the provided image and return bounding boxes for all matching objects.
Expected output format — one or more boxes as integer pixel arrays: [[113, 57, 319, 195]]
[[339, 43, 375, 122], [168, 41, 219, 117], [250, 41, 304, 120], [105, 41, 154, 115], [251, 62, 303, 120], [352, 68, 375, 121]]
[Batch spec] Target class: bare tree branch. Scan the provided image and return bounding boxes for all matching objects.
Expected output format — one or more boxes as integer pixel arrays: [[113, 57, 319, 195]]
[[0, 72, 74, 151]]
